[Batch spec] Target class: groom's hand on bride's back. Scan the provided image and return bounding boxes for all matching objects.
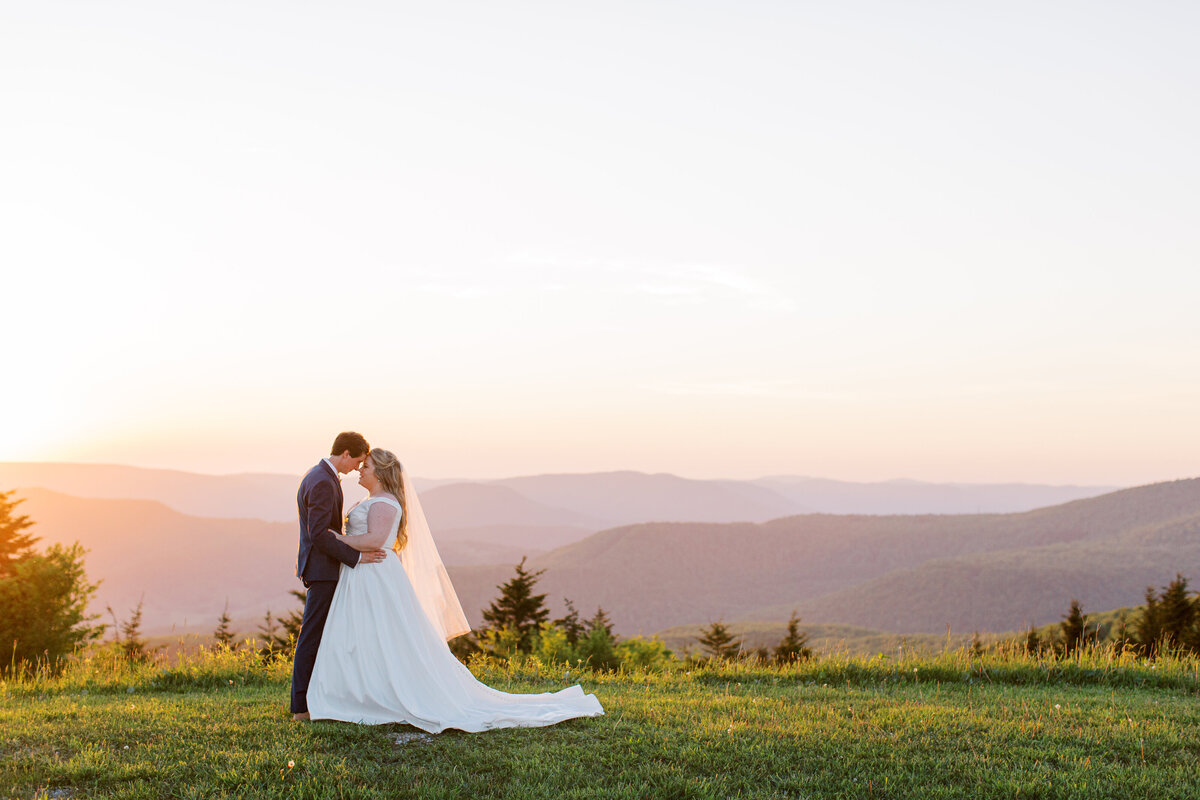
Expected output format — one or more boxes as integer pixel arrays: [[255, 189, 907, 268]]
[[359, 550, 388, 564]]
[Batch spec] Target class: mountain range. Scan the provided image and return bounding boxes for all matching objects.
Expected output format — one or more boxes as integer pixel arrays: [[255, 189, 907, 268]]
[[7, 461, 1184, 640]]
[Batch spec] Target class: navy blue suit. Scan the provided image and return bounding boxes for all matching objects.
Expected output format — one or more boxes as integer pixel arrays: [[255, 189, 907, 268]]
[[290, 460, 361, 714]]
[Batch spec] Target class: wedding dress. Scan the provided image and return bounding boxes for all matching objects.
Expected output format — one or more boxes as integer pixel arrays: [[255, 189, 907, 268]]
[[306, 495, 604, 732]]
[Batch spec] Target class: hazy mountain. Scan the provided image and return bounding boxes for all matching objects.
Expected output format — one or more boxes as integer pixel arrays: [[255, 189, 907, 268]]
[[16, 488, 297, 634], [492, 471, 802, 525], [10, 467, 1187, 641], [434, 524, 596, 555], [753, 477, 1119, 515], [745, 507, 1200, 633], [0, 462, 448, 523], [418, 482, 602, 529], [446, 478, 1200, 636], [1, 463, 1117, 530], [10, 489, 565, 633]]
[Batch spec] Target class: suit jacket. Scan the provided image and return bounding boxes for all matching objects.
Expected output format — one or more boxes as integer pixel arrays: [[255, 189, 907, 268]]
[[296, 460, 360, 581]]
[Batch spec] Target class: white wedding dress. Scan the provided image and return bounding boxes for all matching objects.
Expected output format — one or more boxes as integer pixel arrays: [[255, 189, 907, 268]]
[[307, 495, 604, 732]]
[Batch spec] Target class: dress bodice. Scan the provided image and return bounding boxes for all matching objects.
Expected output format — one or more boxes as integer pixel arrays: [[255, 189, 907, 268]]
[[346, 496, 403, 550]]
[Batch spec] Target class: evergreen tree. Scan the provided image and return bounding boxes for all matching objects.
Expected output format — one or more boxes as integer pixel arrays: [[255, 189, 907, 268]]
[[1023, 624, 1042, 656], [772, 610, 812, 664], [577, 624, 621, 671], [0, 541, 101, 673], [1110, 612, 1134, 653], [1135, 585, 1165, 656], [969, 631, 985, 658], [258, 590, 307, 657], [111, 598, 149, 663], [697, 619, 743, 660], [214, 599, 236, 648], [258, 610, 288, 657], [480, 557, 549, 653], [1157, 574, 1196, 653], [586, 606, 615, 640], [553, 598, 585, 646], [281, 589, 306, 643], [448, 632, 481, 664], [0, 490, 38, 577], [1060, 599, 1095, 656]]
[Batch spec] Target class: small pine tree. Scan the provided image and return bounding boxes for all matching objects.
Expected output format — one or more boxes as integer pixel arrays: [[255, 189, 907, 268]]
[[577, 623, 620, 671], [281, 589, 306, 643], [1023, 624, 1042, 655], [480, 557, 549, 654], [1135, 585, 1165, 656], [554, 598, 585, 646], [110, 598, 148, 663], [214, 599, 236, 649], [0, 489, 39, 577], [258, 590, 306, 658], [258, 610, 288, 657], [0, 540, 101, 673], [448, 632, 481, 665], [969, 631, 986, 658], [697, 619, 743, 660], [1110, 612, 1134, 653], [586, 606, 615, 640], [773, 610, 812, 664], [1060, 599, 1096, 656], [1158, 574, 1196, 653]]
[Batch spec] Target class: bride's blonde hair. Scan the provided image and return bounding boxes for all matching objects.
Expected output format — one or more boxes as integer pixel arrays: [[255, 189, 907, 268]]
[[369, 447, 408, 552]]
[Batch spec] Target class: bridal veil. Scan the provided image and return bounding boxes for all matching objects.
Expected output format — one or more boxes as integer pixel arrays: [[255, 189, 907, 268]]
[[398, 467, 471, 640]]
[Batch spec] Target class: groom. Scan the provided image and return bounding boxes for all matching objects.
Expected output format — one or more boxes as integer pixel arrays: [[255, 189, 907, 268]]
[[290, 431, 387, 721]]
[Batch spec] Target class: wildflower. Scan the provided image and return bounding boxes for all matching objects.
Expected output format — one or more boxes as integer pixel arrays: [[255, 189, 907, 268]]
[[288, 760, 295, 768], [1054, 704, 1061, 710]]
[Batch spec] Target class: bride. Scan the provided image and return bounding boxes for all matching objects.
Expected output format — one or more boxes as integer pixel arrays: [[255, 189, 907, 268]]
[[306, 448, 604, 732]]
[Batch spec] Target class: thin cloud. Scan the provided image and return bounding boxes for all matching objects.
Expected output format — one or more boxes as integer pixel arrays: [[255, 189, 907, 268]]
[[646, 379, 848, 400], [504, 252, 796, 312]]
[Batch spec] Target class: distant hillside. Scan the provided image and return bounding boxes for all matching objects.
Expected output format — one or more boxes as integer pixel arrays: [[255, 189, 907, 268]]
[[754, 477, 1118, 515], [447, 479, 1200, 636], [10, 489, 562, 632], [16, 489, 297, 633], [1, 462, 1118, 528], [419, 482, 602, 529], [10, 470, 1189, 641], [0, 462, 449, 523], [492, 471, 801, 525], [748, 511, 1200, 633]]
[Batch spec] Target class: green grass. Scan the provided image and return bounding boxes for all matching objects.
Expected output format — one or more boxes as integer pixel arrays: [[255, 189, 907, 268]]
[[3, 646, 1199, 799]]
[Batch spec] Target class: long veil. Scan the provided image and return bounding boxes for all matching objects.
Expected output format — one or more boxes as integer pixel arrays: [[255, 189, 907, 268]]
[[398, 467, 472, 641]]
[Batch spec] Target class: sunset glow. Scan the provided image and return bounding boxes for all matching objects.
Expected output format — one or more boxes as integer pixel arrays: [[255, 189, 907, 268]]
[[3, 2, 1198, 485]]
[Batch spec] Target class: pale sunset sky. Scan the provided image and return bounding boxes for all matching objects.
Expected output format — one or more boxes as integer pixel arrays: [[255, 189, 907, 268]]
[[2, 2, 1198, 485]]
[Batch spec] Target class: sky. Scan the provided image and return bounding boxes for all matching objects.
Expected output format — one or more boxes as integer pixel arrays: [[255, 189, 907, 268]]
[[2, 1, 1199, 485]]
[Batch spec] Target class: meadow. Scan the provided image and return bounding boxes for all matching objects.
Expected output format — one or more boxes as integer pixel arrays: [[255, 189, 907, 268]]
[[3, 644, 1199, 799]]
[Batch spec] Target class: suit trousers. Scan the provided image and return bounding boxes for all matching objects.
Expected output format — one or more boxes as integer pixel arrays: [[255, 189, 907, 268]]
[[290, 579, 338, 714]]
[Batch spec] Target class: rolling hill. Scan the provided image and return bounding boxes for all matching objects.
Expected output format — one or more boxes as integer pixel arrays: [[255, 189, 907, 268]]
[[2, 462, 1116, 529], [753, 477, 1120, 515], [445, 478, 1200, 636], [15, 489, 298, 634], [11, 472, 1193, 641]]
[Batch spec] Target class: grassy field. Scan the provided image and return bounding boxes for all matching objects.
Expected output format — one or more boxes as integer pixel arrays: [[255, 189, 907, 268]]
[[3, 646, 1199, 799]]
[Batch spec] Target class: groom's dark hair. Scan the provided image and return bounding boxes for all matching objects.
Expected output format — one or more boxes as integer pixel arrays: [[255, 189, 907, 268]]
[[330, 431, 370, 458]]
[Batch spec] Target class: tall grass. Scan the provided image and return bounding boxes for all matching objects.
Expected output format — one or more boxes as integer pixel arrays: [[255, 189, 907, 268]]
[[5, 635, 1196, 701]]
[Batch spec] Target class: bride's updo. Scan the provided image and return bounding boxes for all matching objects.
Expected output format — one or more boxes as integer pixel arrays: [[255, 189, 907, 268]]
[[370, 447, 408, 552]]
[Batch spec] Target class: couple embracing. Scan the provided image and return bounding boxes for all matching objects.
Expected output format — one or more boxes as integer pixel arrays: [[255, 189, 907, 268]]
[[290, 432, 604, 732]]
